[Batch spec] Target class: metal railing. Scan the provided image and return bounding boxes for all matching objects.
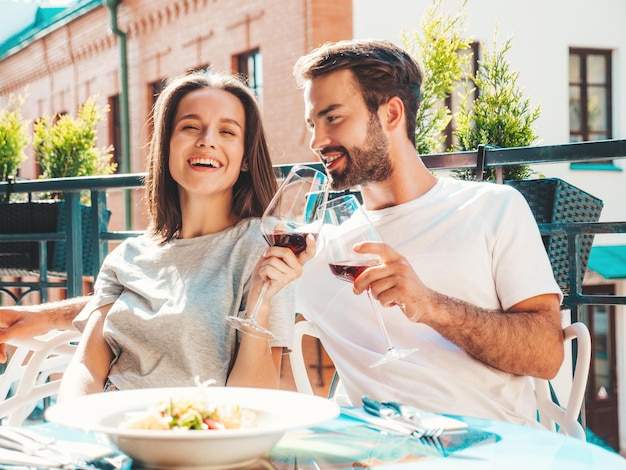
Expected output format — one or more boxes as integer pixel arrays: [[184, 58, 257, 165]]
[[0, 174, 144, 302], [1, 139, 625, 318]]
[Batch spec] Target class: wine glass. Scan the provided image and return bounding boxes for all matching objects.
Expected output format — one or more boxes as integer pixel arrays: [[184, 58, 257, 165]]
[[321, 194, 418, 367], [225, 165, 330, 339]]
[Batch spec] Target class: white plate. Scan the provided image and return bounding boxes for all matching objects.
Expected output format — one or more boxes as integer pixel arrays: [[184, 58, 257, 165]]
[[45, 387, 339, 469]]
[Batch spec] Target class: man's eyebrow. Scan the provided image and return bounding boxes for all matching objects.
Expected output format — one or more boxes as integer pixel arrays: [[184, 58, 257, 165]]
[[306, 104, 343, 125]]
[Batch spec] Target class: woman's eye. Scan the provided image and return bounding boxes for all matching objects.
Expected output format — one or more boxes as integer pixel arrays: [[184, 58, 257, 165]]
[[221, 129, 236, 136]]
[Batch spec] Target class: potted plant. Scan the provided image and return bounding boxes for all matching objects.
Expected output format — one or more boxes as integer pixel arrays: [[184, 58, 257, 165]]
[[0, 97, 116, 276], [33, 97, 116, 275], [34, 97, 116, 192], [0, 91, 39, 275]]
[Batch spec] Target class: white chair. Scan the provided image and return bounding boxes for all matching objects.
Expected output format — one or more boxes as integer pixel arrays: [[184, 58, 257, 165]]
[[533, 322, 591, 440], [290, 319, 322, 396], [290, 319, 592, 439], [0, 329, 81, 426]]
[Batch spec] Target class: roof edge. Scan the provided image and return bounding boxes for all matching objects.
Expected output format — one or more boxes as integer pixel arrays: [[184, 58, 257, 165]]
[[0, 0, 103, 61]]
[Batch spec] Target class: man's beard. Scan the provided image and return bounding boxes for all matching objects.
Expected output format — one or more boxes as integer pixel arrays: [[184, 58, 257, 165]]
[[330, 113, 393, 191]]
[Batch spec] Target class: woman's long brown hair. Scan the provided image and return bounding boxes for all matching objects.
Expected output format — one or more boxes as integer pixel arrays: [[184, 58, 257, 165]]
[[145, 71, 277, 242]]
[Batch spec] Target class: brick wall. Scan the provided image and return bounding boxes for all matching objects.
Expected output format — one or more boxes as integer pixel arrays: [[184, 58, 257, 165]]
[[0, 0, 352, 231]]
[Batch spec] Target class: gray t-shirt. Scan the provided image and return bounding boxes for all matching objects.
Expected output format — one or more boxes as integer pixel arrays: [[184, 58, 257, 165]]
[[74, 218, 295, 390]]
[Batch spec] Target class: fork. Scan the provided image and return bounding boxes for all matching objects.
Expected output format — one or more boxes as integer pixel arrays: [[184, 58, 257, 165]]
[[382, 401, 445, 438]]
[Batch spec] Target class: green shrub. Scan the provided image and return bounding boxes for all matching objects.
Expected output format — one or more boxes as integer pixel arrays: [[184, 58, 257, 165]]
[[0, 92, 29, 182], [34, 97, 116, 180], [406, 2, 540, 181], [402, 0, 472, 155], [454, 30, 540, 181]]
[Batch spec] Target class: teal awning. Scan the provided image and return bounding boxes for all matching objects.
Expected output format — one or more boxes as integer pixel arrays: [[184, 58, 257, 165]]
[[588, 245, 626, 279]]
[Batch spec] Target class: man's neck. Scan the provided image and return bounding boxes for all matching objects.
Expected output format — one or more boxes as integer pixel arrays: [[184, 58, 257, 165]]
[[360, 151, 437, 211]]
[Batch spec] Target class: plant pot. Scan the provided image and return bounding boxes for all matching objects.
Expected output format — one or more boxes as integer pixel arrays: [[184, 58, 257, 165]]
[[0, 200, 110, 277], [504, 178, 604, 296], [0, 201, 58, 275]]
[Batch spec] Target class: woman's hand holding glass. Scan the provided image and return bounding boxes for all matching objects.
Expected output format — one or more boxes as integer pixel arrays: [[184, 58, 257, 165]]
[[226, 165, 329, 339]]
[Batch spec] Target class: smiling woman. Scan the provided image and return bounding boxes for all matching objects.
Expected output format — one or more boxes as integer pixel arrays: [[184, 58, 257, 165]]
[[56, 70, 315, 404]]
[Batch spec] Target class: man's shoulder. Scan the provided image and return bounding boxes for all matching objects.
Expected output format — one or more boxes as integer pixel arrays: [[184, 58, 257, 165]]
[[436, 177, 522, 203]]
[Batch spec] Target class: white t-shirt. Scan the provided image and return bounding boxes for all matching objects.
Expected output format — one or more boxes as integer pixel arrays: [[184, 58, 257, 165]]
[[296, 177, 562, 426], [74, 218, 295, 390]]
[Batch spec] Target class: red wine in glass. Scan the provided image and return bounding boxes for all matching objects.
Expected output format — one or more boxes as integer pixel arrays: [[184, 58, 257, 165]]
[[321, 194, 418, 367], [225, 165, 329, 339], [264, 232, 315, 255], [329, 259, 381, 282]]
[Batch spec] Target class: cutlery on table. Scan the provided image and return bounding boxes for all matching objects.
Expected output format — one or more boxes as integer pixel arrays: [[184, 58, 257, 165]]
[[362, 396, 445, 438], [0, 427, 128, 469]]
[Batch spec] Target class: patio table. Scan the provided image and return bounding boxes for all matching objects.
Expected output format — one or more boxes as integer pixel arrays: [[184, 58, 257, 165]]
[[15, 407, 626, 469]]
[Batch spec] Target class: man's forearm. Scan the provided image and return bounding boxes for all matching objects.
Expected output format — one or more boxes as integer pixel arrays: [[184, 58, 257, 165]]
[[421, 291, 564, 379], [30, 295, 91, 330]]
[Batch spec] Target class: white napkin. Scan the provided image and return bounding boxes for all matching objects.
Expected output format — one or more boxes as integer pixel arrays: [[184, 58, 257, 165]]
[[412, 410, 468, 431], [342, 407, 468, 433]]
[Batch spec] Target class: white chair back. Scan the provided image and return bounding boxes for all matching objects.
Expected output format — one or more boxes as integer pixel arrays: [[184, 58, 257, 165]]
[[0, 329, 81, 426], [534, 322, 591, 440]]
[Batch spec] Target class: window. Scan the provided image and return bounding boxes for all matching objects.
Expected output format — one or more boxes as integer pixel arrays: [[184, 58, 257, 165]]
[[108, 95, 122, 173], [443, 42, 480, 151], [235, 49, 263, 105], [144, 79, 168, 141], [186, 64, 210, 76], [569, 49, 615, 169], [150, 78, 167, 109]]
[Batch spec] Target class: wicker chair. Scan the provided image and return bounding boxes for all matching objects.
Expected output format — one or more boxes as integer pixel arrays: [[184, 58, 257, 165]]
[[504, 178, 604, 296]]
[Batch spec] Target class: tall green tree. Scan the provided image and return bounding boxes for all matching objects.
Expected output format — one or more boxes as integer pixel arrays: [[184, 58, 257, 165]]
[[454, 30, 540, 180], [402, 0, 472, 155], [405, 1, 541, 181]]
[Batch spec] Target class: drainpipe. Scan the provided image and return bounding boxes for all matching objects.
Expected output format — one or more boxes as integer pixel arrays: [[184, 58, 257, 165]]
[[103, 0, 132, 230]]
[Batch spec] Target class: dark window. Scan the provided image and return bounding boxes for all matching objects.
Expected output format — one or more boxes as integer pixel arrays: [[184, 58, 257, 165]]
[[236, 49, 263, 105], [108, 95, 121, 174], [569, 49, 612, 143], [186, 64, 210, 76], [145, 79, 168, 141], [150, 79, 167, 109], [444, 42, 479, 152]]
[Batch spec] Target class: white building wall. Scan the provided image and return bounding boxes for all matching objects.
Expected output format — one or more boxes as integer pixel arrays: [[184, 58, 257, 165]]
[[353, 0, 625, 223], [353, 0, 626, 451]]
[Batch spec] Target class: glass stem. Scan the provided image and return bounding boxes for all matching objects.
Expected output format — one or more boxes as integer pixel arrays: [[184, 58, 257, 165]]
[[247, 281, 269, 321], [366, 289, 394, 351]]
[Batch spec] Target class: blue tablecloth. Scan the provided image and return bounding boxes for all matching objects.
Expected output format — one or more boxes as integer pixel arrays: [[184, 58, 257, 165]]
[[22, 408, 626, 469]]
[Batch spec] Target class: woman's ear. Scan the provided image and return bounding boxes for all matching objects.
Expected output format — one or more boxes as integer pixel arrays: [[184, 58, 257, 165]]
[[241, 161, 249, 172]]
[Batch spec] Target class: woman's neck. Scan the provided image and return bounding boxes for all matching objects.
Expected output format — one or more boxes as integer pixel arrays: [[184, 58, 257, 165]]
[[178, 192, 239, 238]]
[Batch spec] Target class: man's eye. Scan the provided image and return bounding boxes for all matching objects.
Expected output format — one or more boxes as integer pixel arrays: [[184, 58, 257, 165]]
[[327, 115, 339, 123]]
